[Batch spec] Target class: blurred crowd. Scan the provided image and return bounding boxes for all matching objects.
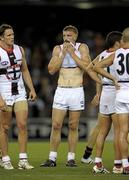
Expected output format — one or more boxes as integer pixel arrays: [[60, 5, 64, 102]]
[[20, 27, 105, 118]]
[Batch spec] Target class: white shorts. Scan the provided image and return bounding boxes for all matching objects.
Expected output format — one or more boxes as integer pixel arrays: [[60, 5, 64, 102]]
[[1, 90, 27, 106], [53, 87, 84, 111], [99, 86, 116, 114], [115, 100, 129, 114]]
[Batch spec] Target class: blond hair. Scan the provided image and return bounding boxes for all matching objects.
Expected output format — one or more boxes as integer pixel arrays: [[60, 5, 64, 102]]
[[122, 27, 129, 42], [63, 25, 78, 35]]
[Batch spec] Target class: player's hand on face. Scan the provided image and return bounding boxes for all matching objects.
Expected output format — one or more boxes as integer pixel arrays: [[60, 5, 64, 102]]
[[62, 42, 69, 55], [67, 43, 75, 54]]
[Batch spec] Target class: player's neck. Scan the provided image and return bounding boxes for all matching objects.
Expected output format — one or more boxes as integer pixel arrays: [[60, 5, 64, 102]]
[[0, 41, 13, 52], [107, 48, 115, 52], [122, 42, 129, 49]]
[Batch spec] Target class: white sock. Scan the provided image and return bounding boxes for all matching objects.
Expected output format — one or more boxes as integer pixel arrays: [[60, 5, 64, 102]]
[[95, 157, 102, 163], [2, 155, 10, 162], [122, 158, 129, 168], [114, 160, 122, 164], [49, 151, 57, 162], [19, 153, 28, 159], [67, 152, 75, 161]]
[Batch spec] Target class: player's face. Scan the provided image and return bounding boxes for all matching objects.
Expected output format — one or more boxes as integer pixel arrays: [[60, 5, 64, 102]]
[[3, 29, 14, 47], [63, 30, 77, 44]]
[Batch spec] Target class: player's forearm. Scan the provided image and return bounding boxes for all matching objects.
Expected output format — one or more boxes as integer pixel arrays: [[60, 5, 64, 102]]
[[70, 52, 88, 70], [22, 70, 35, 91], [94, 67, 115, 82], [48, 57, 64, 75], [87, 70, 102, 84], [96, 83, 102, 96]]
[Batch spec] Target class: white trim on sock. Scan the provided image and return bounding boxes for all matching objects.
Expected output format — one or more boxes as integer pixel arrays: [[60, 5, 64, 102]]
[[114, 160, 122, 164], [19, 153, 28, 159], [2, 155, 10, 162], [95, 157, 102, 163]]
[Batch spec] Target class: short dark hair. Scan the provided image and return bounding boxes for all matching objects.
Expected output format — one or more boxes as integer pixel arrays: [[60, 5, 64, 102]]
[[0, 24, 13, 36], [63, 25, 78, 35], [105, 31, 122, 49]]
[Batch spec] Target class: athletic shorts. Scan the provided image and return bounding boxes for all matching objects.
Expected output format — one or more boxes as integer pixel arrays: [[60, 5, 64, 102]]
[[1, 90, 27, 106], [115, 100, 129, 114], [99, 86, 116, 114], [53, 87, 84, 111]]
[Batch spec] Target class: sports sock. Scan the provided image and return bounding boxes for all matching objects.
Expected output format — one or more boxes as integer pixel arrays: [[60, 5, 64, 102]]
[[49, 151, 57, 162], [83, 146, 93, 159], [114, 160, 122, 168], [67, 152, 75, 161], [19, 153, 27, 160]]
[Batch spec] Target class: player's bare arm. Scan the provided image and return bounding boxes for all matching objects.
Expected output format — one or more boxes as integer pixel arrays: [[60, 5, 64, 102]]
[[91, 83, 102, 106], [86, 55, 99, 72], [94, 53, 119, 87], [67, 43, 91, 70], [66, 43, 101, 84], [48, 45, 67, 75], [84, 54, 101, 84], [21, 47, 37, 101]]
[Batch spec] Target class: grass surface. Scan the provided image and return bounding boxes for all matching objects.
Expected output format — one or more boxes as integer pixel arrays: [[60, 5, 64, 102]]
[[0, 141, 128, 180]]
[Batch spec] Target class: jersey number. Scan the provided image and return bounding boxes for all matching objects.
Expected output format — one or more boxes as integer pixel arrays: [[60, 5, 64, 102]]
[[116, 53, 129, 75]]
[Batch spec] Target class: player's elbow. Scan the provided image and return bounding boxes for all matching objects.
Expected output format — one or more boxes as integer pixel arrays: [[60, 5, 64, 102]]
[[48, 66, 55, 75]]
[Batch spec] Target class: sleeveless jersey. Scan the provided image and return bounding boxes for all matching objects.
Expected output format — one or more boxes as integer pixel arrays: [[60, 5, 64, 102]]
[[113, 48, 129, 102], [60, 43, 81, 68], [0, 44, 26, 96], [99, 50, 116, 86]]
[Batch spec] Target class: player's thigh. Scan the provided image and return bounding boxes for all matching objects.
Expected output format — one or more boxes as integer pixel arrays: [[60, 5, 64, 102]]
[[0, 108, 12, 128]]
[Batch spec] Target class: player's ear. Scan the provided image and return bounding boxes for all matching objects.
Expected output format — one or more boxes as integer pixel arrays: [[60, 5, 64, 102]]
[[74, 34, 78, 41], [0, 36, 4, 40]]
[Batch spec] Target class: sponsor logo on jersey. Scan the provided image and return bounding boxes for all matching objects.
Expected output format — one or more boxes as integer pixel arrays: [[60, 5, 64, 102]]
[[1, 61, 9, 66]]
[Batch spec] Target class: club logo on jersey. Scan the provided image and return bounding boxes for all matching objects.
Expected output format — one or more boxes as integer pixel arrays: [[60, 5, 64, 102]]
[[80, 101, 84, 107], [1, 61, 9, 66]]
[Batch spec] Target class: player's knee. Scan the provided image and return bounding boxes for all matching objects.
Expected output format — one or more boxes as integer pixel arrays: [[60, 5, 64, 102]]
[[17, 122, 27, 131], [120, 130, 128, 140], [69, 123, 78, 131], [2, 124, 10, 134], [52, 122, 62, 130]]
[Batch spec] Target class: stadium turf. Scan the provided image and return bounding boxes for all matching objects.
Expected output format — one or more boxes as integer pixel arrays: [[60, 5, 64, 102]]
[[0, 141, 127, 180]]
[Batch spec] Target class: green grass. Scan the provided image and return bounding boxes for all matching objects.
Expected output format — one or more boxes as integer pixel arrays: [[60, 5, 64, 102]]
[[0, 141, 128, 180]]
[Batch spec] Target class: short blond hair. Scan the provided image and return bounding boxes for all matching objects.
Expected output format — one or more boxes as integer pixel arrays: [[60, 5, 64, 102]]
[[122, 27, 129, 42], [63, 25, 78, 35]]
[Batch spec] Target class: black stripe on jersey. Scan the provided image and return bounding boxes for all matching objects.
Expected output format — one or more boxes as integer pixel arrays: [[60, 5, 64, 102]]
[[7, 52, 17, 66], [7, 51, 18, 95], [0, 68, 7, 74], [12, 82, 18, 95]]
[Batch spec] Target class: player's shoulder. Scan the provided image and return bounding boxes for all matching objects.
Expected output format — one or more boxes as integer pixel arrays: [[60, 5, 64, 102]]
[[53, 44, 61, 50], [78, 42, 89, 51]]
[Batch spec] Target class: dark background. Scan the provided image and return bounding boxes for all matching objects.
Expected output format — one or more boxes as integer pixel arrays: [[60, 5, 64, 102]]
[[0, 4, 128, 44]]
